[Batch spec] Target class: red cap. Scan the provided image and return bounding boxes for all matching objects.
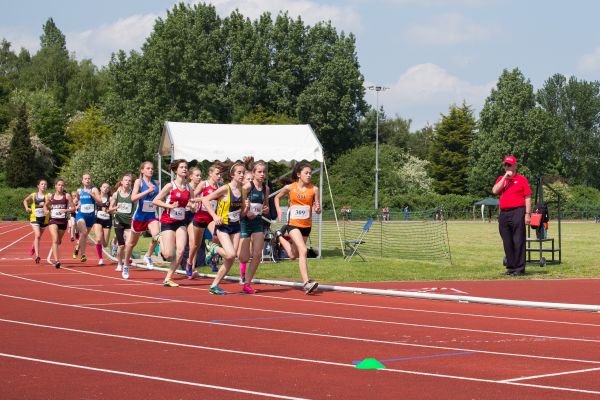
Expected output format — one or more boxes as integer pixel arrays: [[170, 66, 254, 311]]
[[502, 155, 517, 165]]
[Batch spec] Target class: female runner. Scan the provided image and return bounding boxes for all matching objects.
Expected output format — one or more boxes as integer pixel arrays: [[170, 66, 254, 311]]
[[23, 179, 49, 263], [274, 162, 321, 294], [92, 182, 113, 265], [45, 179, 74, 269], [201, 161, 246, 295]]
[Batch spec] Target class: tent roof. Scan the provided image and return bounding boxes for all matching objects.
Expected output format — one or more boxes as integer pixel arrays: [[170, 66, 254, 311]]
[[473, 198, 499, 206], [160, 122, 323, 162]]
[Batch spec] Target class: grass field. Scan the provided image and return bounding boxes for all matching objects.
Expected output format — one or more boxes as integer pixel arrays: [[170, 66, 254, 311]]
[[132, 221, 600, 282]]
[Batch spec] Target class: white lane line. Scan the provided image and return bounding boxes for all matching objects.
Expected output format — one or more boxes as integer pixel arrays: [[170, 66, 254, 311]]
[[0, 224, 29, 236], [72, 283, 151, 287], [3, 271, 600, 345], [1, 318, 599, 395], [2, 292, 600, 367], [501, 366, 600, 383], [0, 352, 310, 400], [0, 232, 33, 254], [78, 301, 175, 306], [71, 266, 600, 329]]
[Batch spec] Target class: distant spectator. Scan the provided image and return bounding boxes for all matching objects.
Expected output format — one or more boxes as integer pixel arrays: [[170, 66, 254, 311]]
[[382, 206, 390, 221], [403, 205, 409, 220]]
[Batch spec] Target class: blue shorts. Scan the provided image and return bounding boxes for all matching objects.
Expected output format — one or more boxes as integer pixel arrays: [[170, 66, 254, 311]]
[[76, 213, 96, 228]]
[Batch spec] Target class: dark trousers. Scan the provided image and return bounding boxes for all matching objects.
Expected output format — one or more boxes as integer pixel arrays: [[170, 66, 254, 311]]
[[498, 207, 526, 273]]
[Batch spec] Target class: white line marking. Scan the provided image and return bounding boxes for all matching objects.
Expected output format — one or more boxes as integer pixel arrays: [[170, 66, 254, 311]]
[[3, 271, 600, 345], [71, 283, 151, 287], [1, 292, 600, 367], [69, 267, 600, 329], [1, 318, 599, 395], [0, 224, 29, 236], [0, 352, 311, 400], [78, 301, 175, 306], [0, 232, 33, 254], [501, 366, 600, 382]]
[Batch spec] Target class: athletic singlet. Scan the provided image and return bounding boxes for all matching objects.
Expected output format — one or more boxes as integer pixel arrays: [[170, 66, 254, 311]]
[[77, 187, 96, 216], [114, 190, 134, 225], [29, 192, 49, 223], [95, 196, 112, 222], [288, 181, 315, 228], [216, 184, 243, 225], [133, 178, 159, 222], [48, 194, 69, 225], [194, 181, 218, 224], [160, 182, 191, 224], [243, 181, 265, 221]]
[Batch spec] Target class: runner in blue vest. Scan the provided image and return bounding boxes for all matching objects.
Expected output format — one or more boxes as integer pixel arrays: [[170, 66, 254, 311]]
[[74, 174, 102, 263]]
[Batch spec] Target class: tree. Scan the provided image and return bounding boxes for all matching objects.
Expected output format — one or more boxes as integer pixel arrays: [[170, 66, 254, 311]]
[[65, 105, 112, 153], [6, 104, 36, 187], [468, 68, 559, 195], [429, 103, 475, 194], [0, 39, 19, 131], [537, 74, 600, 188]]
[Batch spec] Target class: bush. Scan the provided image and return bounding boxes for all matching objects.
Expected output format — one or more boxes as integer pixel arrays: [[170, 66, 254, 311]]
[[0, 187, 37, 220]]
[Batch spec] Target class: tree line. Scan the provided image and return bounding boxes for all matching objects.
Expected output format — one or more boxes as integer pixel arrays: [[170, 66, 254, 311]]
[[2, 2, 600, 211]]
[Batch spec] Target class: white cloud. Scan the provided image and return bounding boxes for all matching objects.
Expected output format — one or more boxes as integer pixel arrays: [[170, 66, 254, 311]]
[[576, 46, 600, 73], [405, 12, 493, 46], [366, 63, 495, 129], [206, 0, 361, 32], [67, 13, 160, 65], [0, 29, 40, 54]]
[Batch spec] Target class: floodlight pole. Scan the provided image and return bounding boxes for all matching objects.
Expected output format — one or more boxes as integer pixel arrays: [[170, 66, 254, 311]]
[[367, 85, 389, 211]]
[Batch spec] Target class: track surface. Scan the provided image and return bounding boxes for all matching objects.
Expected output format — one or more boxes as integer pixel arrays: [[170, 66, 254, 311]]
[[1, 222, 599, 399]]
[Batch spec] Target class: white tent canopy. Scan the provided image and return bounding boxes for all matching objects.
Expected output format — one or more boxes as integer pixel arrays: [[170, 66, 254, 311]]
[[160, 122, 323, 162], [158, 121, 331, 258]]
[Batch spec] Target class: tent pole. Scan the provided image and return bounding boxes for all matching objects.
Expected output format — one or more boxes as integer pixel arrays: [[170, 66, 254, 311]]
[[318, 161, 323, 259], [157, 153, 162, 188]]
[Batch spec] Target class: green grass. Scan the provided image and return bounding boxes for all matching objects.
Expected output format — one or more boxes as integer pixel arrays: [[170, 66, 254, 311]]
[[132, 221, 600, 282]]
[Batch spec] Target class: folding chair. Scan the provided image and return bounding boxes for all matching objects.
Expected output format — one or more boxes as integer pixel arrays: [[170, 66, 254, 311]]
[[344, 219, 373, 261]]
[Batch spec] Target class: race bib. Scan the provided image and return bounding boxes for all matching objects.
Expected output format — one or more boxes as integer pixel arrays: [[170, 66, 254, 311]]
[[142, 200, 156, 213], [228, 209, 241, 222], [117, 203, 132, 214], [34, 208, 46, 218], [96, 210, 110, 220], [289, 205, 310, 220], [202, 200, 218, 212], [170, 207, 185, 220], [250, 202, 263, 215], [50, 208, 66, 219], [80, 204, 95, 213]]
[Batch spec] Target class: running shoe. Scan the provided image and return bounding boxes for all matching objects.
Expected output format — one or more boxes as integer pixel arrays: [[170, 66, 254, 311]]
[[239, 272, 246, 285], [35, 256, 40, 264], [209, 286, 225, 295], [242, 284, 255, 294], [110, 243, 117, 257], [72, 246, 79, 259], [80, 255, 87, 262], [211, 266, 219, 272], [75, 232, 80, 240], [29, 245, 35, 256], [121, 265, 129, 279], [115, 264, 122, 272], [163, 279, 179, 287], [70, 236, 75, 242], [98, 258, 104, 266], [185, 262, 193, 277], [303, 280, 319, 295], [144, 255, 154, 269], [54, 261, 61, 269]]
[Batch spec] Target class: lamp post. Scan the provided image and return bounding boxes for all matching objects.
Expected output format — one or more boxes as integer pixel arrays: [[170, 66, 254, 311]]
[[367, 85, 389, 211]]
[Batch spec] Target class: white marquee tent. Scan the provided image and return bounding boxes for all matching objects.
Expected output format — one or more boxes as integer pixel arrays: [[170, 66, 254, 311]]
[[158, 122, 334, 257]]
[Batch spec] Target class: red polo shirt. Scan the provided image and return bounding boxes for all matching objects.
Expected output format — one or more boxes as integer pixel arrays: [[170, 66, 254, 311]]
[[496, 173, 531, 209]]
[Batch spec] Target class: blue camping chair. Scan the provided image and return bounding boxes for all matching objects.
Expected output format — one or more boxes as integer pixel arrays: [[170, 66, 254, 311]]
[[344, 219, 373, 261]]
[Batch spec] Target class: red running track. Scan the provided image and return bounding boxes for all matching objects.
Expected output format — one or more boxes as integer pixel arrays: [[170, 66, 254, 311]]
[[1, 222, 600, 399]]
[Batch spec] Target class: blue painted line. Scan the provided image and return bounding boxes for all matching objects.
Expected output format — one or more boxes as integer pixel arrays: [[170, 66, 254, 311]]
[[352, 351, 473, 365], [211, 315, 313, 323]]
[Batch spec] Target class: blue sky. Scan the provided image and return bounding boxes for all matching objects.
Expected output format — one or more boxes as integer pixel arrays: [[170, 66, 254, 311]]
[[2, 0, 599, 129]]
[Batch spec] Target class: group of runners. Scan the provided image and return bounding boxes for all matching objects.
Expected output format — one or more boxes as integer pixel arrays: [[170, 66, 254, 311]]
[[23, 158, 321, 295]]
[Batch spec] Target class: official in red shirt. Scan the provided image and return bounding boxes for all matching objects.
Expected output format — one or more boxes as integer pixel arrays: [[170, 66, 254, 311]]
[[492, 155, 532, 275]]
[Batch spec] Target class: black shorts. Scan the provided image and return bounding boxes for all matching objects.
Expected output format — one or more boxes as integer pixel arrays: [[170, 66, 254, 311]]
[[50, 222, 68, 231], [161, 220, 187, 232], [193, 220, 209, 229], [95, 218, 112, 229], [30, 217, 48, 228], [114, 221, 131, 246], [287, 225, 311, 237], [215, 223, 240, 235]]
